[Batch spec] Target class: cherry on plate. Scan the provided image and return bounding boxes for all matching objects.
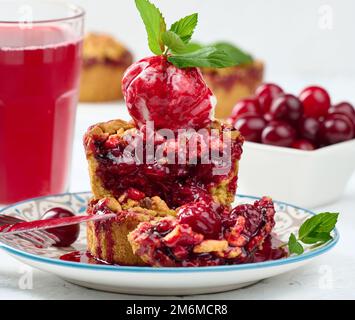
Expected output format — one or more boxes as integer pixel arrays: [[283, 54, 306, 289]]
[[177, 201, 222, 239], [269, 94, 303, 123], [329, 102, 355, 128], [233, 115, 267, 143], [261, 120, 296, 147], [292, 139, 316, 151], [298, 117, 321, 143], [41, 207, 79, 247], [229, 98, 261, 122], [299, 86, 331, 118], [319, 114, 355, 145], [255, 83, 284, 114]]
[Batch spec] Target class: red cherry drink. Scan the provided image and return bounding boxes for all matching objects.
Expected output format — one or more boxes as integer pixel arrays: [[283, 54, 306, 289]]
[[0, 25, 82, 204]]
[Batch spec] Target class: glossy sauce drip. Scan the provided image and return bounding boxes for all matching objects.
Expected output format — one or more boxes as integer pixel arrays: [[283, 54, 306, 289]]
[[59, 236, 287, 266]]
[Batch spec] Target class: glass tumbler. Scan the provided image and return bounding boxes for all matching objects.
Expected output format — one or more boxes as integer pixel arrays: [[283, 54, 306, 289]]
[[0, 0, 84, 205]]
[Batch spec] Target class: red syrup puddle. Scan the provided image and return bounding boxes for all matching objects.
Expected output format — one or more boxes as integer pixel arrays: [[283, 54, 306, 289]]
[[250, 236, 287, 263], [59, 236, 288, 267], [60, 251, 112, 265]]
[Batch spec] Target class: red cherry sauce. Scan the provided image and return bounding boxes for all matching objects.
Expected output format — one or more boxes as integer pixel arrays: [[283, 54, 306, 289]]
[[126, 197, 287, 267], [84, 123, 244, 209], [59, 237, 286, 266], [60, 197, 287, 267]]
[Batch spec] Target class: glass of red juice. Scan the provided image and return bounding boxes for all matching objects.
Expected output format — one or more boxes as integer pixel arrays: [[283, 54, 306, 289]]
[[0, 1, 84, 205]]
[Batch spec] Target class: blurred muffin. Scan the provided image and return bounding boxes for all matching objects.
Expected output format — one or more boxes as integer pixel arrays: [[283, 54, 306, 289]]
[[80, 32, 133, 102], [200, 43, 264, 119]]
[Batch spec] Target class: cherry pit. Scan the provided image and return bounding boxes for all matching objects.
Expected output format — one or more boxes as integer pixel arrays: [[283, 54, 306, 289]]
[[229, 83, 355, 150]]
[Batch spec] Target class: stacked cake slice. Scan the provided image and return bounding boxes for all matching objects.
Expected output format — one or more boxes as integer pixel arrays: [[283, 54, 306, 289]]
[[84, 118, 245, 265], [83, 55, 277, 267]]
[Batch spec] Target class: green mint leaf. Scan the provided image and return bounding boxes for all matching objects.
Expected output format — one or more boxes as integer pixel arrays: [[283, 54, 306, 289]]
[[162, 31, 187, 54], [168, 46, 238, 68], [301, 232, 333, 245], [288, 233, 304, 255], [213, 42, 253, 65], [170, 41, 203, 54], [170, 13, 198, 44], [183, 42, 204, 53], [135, 0, 166, 55], [298, 212, 339, 242]]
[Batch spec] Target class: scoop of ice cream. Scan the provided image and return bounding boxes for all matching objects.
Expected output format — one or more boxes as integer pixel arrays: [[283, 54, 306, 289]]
[[122, 55, 215, 130]]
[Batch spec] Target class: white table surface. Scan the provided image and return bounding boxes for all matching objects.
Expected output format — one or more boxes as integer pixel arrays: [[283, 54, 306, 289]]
[[1, 91, 355, 299]]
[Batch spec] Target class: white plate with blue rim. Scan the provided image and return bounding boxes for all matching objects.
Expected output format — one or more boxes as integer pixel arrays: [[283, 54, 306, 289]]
[[0, 192, 339, 295]]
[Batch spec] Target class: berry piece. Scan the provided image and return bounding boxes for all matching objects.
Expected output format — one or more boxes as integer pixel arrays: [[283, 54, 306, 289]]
[[229, 98, 261, 123], [177, 201, 222, 239], [228, 197, 276, 252], [299, 86, 331, 118], [122, 55, 215, 131], [261, 121, 296, 147], [298, 117, 321, 143], [263, 112, 273, 122], [126, 188, 146, 201], [233, 115, 267, 143], [269, 94, 303, 123], [292, 139, 316, 151], [255, 83, 284, 114], [329, 102, 355, 128], [319, 114, 355, 145], [41, 208, 79, 247]]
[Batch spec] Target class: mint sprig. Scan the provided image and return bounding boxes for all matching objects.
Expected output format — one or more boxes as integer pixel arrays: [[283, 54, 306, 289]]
[[168, 46, 237, 68], [135, 0, 166, 55], [288, 233, 304, 255], [287, 212, 339, 255], [170, 13, 198, 44], [162, 31, 187, 54], [134, 0, 241, 68]]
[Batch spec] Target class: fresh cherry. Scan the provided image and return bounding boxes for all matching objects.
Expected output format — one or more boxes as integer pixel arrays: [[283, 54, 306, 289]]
[[255, 83, 284, 114], [261, 120, 296, 147], [319, 114, 355, 145], [177, 201, 222, 239], [292, 139, 316, 151], [229, 98, 261, 123], [41, 207, 79, 247], [299, 86, 331, 118], [122, 55, 215, 130], [233, 115, 267, 143], [298, 117, 321, 143], [269, 94, 303, 123], [329, 102, 355, 129]]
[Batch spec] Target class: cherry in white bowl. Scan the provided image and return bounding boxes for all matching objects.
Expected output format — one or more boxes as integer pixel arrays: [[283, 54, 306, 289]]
[[231, 83, 355, 207]]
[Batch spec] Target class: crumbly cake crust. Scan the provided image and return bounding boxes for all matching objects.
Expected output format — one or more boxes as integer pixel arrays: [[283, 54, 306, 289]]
[[83, 32, 131, 63], [127, 197, 277, 267], [87, 195, 175, 265], [80, 33, 133, 102]]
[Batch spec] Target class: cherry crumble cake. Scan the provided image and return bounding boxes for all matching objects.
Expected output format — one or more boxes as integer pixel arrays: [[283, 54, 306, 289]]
[[83, 8, 280, 266]]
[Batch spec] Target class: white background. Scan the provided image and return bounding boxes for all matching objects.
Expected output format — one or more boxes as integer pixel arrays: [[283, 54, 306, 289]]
[[74, 0, 355, 79]]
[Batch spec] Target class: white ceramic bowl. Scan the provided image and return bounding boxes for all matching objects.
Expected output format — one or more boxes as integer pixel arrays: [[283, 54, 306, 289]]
[[238, 139, 355, 208]]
